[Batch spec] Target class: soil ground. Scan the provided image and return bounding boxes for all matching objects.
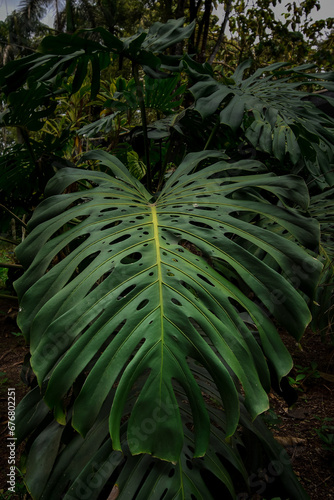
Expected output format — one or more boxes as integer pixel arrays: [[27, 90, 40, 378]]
[[0, 298, 333, 499]]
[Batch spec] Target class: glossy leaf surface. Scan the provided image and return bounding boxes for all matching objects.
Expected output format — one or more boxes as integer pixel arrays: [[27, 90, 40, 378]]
[[15, 151, 321, 462], [15, 361, 308, 500], [188, 60, 334, 186]]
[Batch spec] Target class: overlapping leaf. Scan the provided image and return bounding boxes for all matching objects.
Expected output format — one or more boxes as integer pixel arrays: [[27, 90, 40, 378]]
[[186, 59, 334, 186], [308, 188, 334, 336], [16, 360, 308, 499], [78, 75, 185, 140], [15, 151, 321, 463], [0, 18, 193, 98]]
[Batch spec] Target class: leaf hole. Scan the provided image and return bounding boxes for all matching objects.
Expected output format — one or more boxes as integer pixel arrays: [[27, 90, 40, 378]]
[[171, 298, 182, 306], [189, 220, 213, 229], [137, 299, 149, 310], [189, 317, 202, 333], [159, 489, 168, 500], [117, 284, 136, 300], [180, 281, 197, 298], [120, 252, 142, 264], [100, 207, 118, 212], [197, 274, 214, 286], [168, 468, 175, 478], [102, 220, 123, 230], [109, 234, 131, 245]]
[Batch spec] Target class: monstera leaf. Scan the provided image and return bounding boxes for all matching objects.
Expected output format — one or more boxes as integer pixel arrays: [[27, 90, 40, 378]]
[[186, 59, 334, 186], [308, 187, 334, 336], [15, 150, 321, 464], [0, 18, 193, 99], [15, 358, 308, 500]]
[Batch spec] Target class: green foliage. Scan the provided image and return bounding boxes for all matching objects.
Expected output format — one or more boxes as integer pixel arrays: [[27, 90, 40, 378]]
[[287, 362, 320, 391], [1, 14, 333, 500], [187, 58, 334, 187], [262, 408, 282, 430], [308, 187, 334, 341], [227, 0, 334, 70], [314, 417, 334, 453], [13, 147, 319, 497], [15, 367, 308, 499]]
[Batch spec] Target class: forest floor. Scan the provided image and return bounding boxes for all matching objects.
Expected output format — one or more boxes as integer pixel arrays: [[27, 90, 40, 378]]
[[0, 297, 333, 499]]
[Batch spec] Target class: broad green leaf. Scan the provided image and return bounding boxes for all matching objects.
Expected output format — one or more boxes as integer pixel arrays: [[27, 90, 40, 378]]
[[245, 120, 263, 148], [273, 125, 287, 163], [16, 358, 308, 500], [189, 60, 334, 185], [78, 112, 119, 138], [259, 122, 273, 154], [15, 151, 321, 463], [286, 128, 301, 165], [25, 420, 64, 498], [142, 18, 195, 53], [127, 150, 147, 179], [219, 96, 246, 131], [0, 18, 195, 132]]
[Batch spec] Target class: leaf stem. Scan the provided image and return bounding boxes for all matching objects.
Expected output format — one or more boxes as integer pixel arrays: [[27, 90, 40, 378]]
[[0, 236, 20, 245], [204, 116, 221, 150], [0, 262, 23, 269], [0, 294, 18, 300], [133, 63, 152, 192], [0, 204, 27, 228]]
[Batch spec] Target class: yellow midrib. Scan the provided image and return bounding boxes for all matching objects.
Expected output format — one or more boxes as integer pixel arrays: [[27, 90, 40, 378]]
[[151, 204, 164, 395]]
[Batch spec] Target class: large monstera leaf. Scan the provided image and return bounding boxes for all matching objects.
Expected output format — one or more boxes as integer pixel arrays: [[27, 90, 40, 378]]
[[186, 58, 334, 186], [15, 150, 321, 463]]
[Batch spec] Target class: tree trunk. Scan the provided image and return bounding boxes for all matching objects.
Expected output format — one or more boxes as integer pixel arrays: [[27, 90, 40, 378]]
[[175, 0, 186, 18], [189, 0, 202, 53], [209, 0, 233, 64], [198, 0, 212, 62], [66, 0, 75, 33]]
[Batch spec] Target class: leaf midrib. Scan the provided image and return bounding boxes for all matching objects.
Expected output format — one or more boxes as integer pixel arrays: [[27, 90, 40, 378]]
[[151, 203, 165, 399]]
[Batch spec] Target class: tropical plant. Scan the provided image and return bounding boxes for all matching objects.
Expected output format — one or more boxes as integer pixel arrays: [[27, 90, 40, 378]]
[[14, 148, 318, 499], [308, 187, 334, 341], [225, 0, 334, 70], [1, 15, 333, 500], [185, 57, 334, 188]]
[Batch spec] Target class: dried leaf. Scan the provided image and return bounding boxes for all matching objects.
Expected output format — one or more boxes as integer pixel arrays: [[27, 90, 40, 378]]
[[107, 484, 119, 500], [275, 436, 306, 447]]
